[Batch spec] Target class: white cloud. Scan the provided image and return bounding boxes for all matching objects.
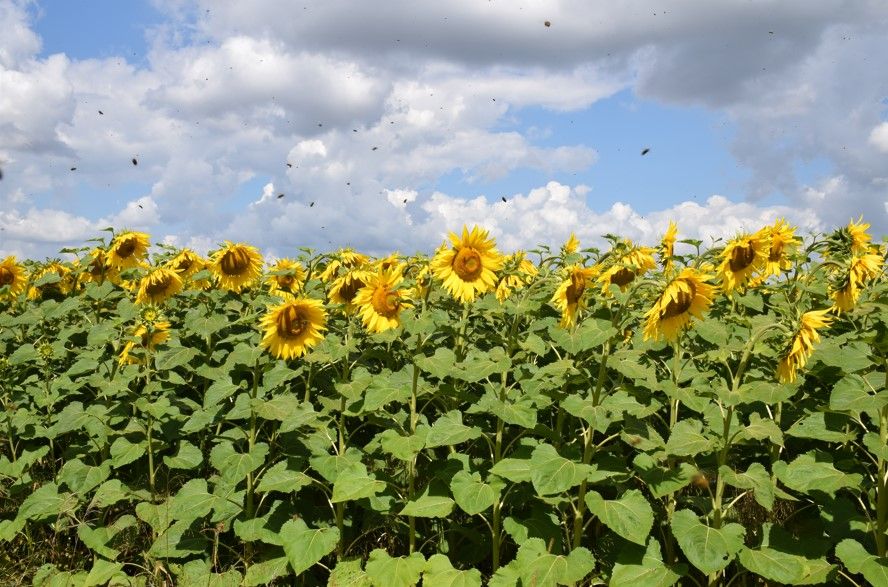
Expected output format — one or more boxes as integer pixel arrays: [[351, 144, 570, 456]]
[[869, 122, 888, 153]]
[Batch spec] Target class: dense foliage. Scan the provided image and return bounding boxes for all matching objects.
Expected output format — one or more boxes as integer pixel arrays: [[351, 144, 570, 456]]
[[0, 222, 886, 586]]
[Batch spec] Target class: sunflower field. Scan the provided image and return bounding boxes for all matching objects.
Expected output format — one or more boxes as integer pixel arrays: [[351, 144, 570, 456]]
[[1, 220, 887, 586]]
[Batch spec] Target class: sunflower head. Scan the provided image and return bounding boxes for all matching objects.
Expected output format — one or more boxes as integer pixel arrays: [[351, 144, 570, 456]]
[[355, 266, 413, 333], [777, 309, 832, 383], [266, 258, 306, 296], [562, 233, 580, 255], [0, 256, 28, 300], [109, 231, 150, 270], [717, 232, 769, 293], [319, 248, 370, 282], [551, 265, 599, 328], [329, 268, 374, 310], [119, 320, 171, 365], [259, 297, 327, 360], [210, 241, 264, 292], [759, 219, 798, 278], [167, 249, 205, 281], [430, 225, 504, 304], [658, 221, 678, 271], [495, 251, 538, 302], [136, 267, 183, 305], [643, 268, 715, 342], [28, 262, 74, 301], [79, 248, 118, 285], [597, 240, 656, 294], [829, 253, 883, 313]]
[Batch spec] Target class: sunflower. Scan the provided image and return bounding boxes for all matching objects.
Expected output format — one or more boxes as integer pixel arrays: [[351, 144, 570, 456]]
[[430, 225, 504, 303], [109, 231, 150, 270], [717, 232, 769, 293], [119, 319, 171, 365], [167, 249, 205, 281], [562, 233, 580, 255], [319, 248, 370, 282], [355, 266, 412, 333], [643, 268, 715, 342], [495, 251, 538, 302], [776, 309, 832, 383], [830, 253, 883, 313], [658, 221, 678, 272], [758, 219, 798, 278], [28, 262, 74, 301], [597, 240, 656, 293], [552, 265, 599, 328], [847, 218, 872, 255], [329, 268, 374, 309], [259, 297, 327, 360], [266, 258, 306, 296], [0, 256, 28, 300], [210, 241, 264, 292], [78, 248, 118, 285], [410, 260, 434, 301], [135, 267, 183, 305], [374, 253, 403, 273]]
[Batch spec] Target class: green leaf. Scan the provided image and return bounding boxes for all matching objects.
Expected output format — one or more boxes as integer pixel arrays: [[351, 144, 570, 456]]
[[548, 319, 616, 355], [378, 429, 426, 461], [400, 488, 455, 518], [154, 346, 199, 370], [774, 453, 863, 497], [514, 538, 596, 587], [422, 554, 483, 587], [164, 441, 203, 470], [204, 379, 241, 409], [362, 369, 414, 412], [89, 479, 131, 509], [719, 463, 775, 510], [738, 547, 806, 584], [634, 453, 696, 498], [814, 341, 872, 372], [530, 444, 594, 496], [835, 539, 888, 587], [17, 483, 78, 522], [742, 413, 784, 446], [724, 381, 796, 406], [135, 501, 172, 534], [786, 412, 855, 443], [331, 463, 386, 503], [610, 539, 686, 587], [257, 460, 312, 494], [416, 348, 458, 380], [169, 479, 216, 521], [425, 411, 482, 448], [365, 550, 426, 587], [58, 459, 111, 495], [7, 343, 37, 365], [489, 458, 533, 483], [671, 510, 745, 574], [148, 520, 206, 559], [329, 559, 372, 587], [664, 419, 713, 457], [450, 471, 501, 515], [584, 489, 653, 546], [279, 518, 339, 576], [210, 441, 269, 484], [256, 394, 304, 421], [830, 374, 887, 414], [110, 436, 145, 468]]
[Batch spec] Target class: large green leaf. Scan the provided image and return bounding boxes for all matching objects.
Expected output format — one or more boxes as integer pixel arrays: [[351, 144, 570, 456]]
[[719, 462, 775, 510], [279, 518, 339, 576], [257, 460, 313, 494], [16, 483, 78, 522], [328, 559, 372, 587], [209, 441, 268, 484], [671, 510, 745, 574], [835, 539, 888, 587], [422, 554, 483, 587], [610, 539, 686, 587], [774, 453, 863, 497], [400, 487, 455, 518], [530, 444, 594, 496], [513, 538, 596, 587], [169, 479, 216, 521], [664, 419, 714, 457], [450, 471, 501, 515], [425, 411, 482, 448], [164, 441, 203, 470], [634, 453, 696, 498], [331, 463, 386, 503], [584, 489, 653, 545], [830, 374, 887, 414], [364, 550, 426, 587]]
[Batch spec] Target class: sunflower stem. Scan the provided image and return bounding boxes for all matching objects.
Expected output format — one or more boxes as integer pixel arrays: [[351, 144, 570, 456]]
[[875, 356, 888, 557], [244, 360, 260, 563], [407, 332, 422, 554]]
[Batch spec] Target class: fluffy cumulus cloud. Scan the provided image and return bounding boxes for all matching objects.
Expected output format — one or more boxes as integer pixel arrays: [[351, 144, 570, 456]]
[[0, 0, 886, 260]]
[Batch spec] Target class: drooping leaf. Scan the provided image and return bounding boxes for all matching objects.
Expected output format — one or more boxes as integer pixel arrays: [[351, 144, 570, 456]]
[[671, 510, 745, 574], [279, 518, 339, 576], [584, 489, 654, 546]]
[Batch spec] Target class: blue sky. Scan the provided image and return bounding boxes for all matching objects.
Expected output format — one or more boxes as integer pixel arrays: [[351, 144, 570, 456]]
[[1, 0, 886, 258]]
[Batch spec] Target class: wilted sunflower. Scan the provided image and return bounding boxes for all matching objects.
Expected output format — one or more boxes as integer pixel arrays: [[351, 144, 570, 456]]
[[319, 248, 370, 282], [658, 221, 678, 272], [717, 232, 768, 293], [259, 297, 326, 360], [119, 320, 171, 365], [552, 265, 599, 328], [0, 256, 27, 300], [167, 249, 205, 281], [430, 225, 504, 303], [374, 253, 402, 273], [266, 258, 306, 296], [495, 251, 538, 302], [760, 219, 798, 278], [109, 231, 150, 270], [597, 240, 656, 293], [643, 268, 715, 342], [210, 241, 263, 292], [355, 266, 412, 333], [847, 218, 872, 255], [830, 253, 883, 313], [78, 248, 117, 285], [28, 262, 74, 301], [135, 267, 183, 305], [329, 268, 374, 309], [776, 309, 832, 383]]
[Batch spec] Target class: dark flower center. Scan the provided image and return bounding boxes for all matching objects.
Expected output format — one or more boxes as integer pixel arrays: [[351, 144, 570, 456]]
[[660, 281, 696, 320], [277, 306, 309, 338], [729, 243, 756, 272], [453, 248, 483, 281]]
